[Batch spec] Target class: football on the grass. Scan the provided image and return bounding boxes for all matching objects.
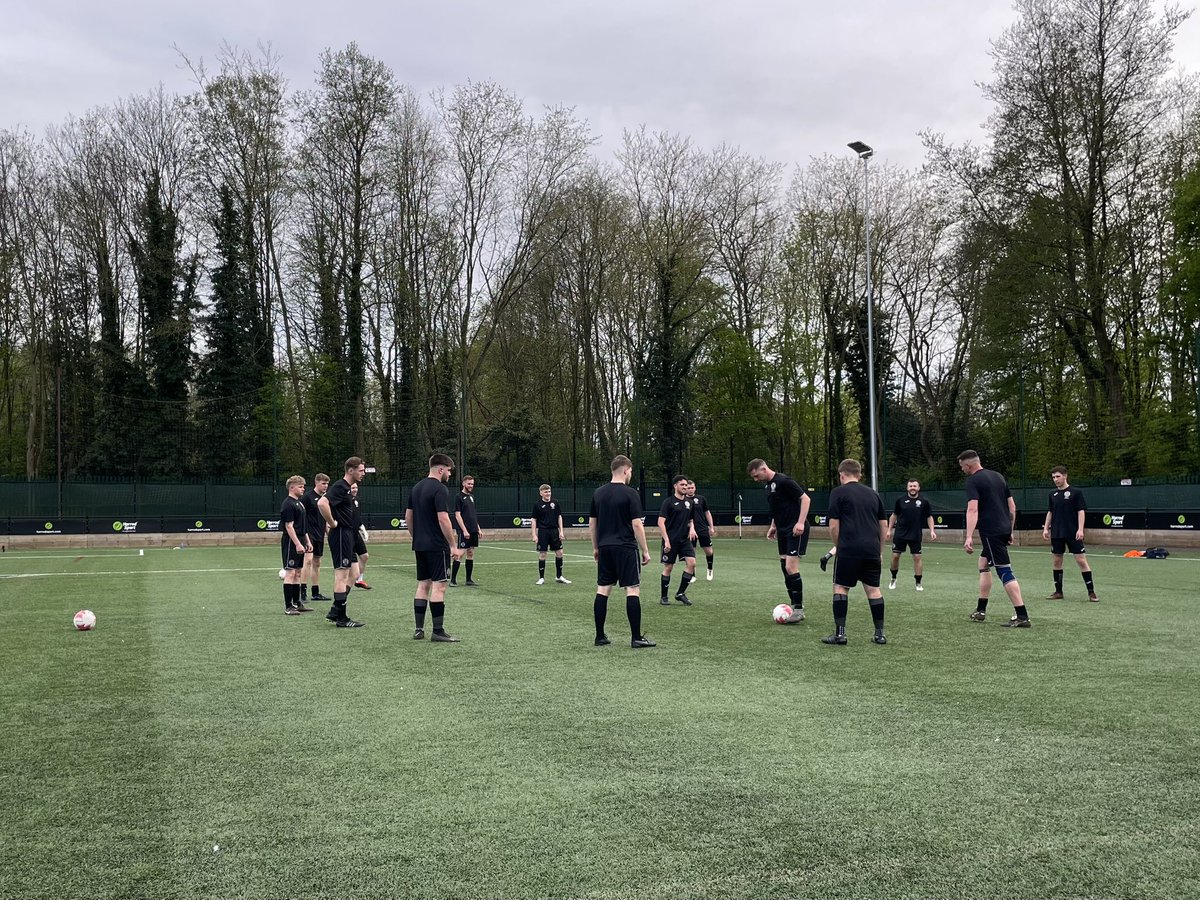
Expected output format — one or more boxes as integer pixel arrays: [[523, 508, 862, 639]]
[[772, 603, 793, 624], [73, 609, 96, 630]]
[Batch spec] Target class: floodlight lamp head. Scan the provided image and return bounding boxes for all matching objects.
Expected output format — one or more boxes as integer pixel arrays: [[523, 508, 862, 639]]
[[848, 141, 874, 159]]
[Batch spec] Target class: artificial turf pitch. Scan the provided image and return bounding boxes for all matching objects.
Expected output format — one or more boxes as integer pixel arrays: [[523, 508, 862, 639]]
[[1, 538, 1197, 899]]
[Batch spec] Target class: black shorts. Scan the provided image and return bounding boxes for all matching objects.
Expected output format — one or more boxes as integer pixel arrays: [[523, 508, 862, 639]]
[[892, 537, 923, 555], [414, 549, 449, 582], [776, 527, 811, 558], [597, 545, 641, 588], [695, 531, 712, 549], [328, 527, 357, 570], [353, 531, 367, 557], [456, 531, 479, 550], [660, 539, 696, 565], [833, 556, 882, 589], [1051, 537, 1086, 556], [537, 528, 562, 552], [281, 536, 305, 571], [306, 533, 325, 559], [979, 533, 1012, 568]]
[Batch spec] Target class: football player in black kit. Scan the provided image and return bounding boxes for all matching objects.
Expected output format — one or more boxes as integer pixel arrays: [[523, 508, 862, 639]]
[[451, 475, 482, 586], [531, 483, 570, 585], [748, 458, 810, 624], [658, 475, 698, 606], [280, 475, 314, 615], [686, 480, 717, 581], [589, 455, 655, 648], [1042, 465, 1098, 601], [824, 459, 888, 645], [317, 456, 367, 627], [886, 478, 937, 590], [405, 454, 464, 642], [300, 473, 331, 603], [959, 450, 1031, 627]]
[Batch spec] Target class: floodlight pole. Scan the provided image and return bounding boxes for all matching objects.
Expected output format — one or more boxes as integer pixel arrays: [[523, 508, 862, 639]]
[[848, 141, 878, 491]]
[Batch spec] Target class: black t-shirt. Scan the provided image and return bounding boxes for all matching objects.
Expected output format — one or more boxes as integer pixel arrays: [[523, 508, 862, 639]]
[[1048, 486, 1087, 539], [691, 495, 711, 534], [892, 495, 932, 541], [280, 495, 306, 538], [828, 482, 887, 559], [533, 498, 561, 530], [325, 478, 355, 529], [407, 477, 451, 551], [301, 488, 324, 537], [454, 491, 479, 533], [966, 469, 1013, 535], [658, 495, 694, 542], [589, 483, 643, 549], [765, 474, 806, 530]]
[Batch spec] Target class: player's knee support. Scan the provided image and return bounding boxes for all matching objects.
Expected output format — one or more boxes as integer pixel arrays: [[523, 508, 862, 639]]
[[996, 565, 1016, 584]]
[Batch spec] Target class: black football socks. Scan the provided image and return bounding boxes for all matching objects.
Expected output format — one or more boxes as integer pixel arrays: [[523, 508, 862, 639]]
[[626, 594, 642, 637], [594, 594, 607, 637], [430, 601, 447, 635], [1053, 569, 1064, 593], [451, 560, 461, 584], [414, 599, 428, 629], [556, 557, 564, 578], [1082, 571, 1095, 593], [832, 593, 848, 637], [539, 560, 546, 579], [785, 571, 804, 610], [869, 597, 885, 638]]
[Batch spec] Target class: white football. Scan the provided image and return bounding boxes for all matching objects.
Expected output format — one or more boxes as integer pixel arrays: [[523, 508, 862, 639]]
[[74, 609, 97, 630], [772, 603, 793, 624], [278, 568, 287, 580]]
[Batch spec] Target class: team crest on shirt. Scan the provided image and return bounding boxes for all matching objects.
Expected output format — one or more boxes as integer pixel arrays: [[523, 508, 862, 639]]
[[1064, 491, 1071, 499], [684, 500, 691, 509], [550, 502, 556, 509]]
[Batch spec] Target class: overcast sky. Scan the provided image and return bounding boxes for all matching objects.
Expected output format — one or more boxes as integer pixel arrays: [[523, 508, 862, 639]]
[[3, 0, 1198, 171]]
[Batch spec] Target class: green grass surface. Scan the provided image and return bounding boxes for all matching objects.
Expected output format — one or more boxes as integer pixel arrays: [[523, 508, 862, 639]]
[[1, 539, 1198, 899]]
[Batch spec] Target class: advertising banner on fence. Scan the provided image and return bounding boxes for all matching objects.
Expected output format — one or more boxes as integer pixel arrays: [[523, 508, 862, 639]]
[[160, 516, 236, 534], [1086, 511, 1148, 530], [9, 518, 89, 535]]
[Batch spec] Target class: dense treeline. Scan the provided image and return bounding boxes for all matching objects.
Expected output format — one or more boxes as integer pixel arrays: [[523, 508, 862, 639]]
[[1, 0, 1198, 488]]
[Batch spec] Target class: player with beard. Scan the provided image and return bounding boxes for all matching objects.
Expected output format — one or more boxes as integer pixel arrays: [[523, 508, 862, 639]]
[[451, 475, 482, 586], [887, 478, 937, 590]]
